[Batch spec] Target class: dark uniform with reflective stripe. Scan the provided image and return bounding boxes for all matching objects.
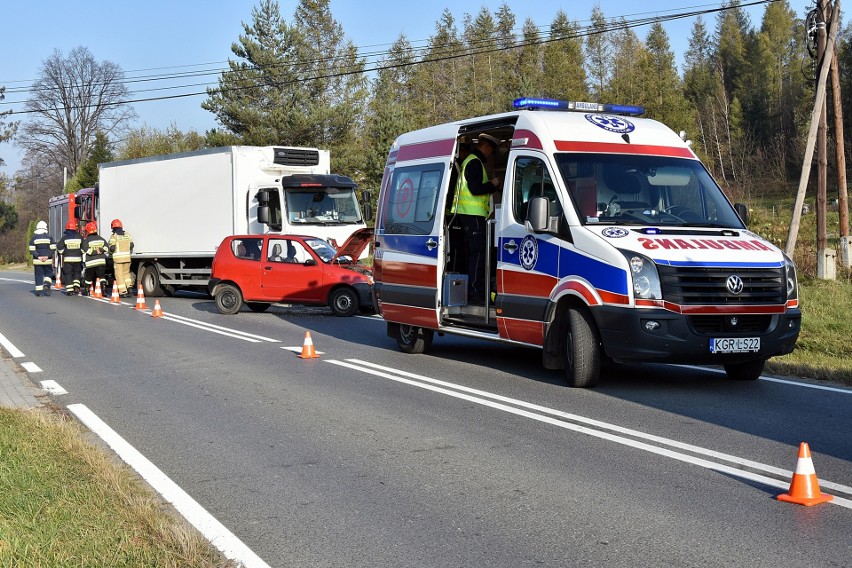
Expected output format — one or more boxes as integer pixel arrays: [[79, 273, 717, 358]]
[[57, 229, 84, 295], [29, 227, 56, 296], [82, 231, 109, 294]]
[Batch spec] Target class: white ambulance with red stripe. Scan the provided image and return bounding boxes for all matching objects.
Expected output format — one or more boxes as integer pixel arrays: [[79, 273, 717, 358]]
[[372, 98, 800, 387]]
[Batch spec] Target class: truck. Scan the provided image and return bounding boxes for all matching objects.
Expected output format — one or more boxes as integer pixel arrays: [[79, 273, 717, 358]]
[[48, 145, 369, 296], [372, 97, 801, 387]]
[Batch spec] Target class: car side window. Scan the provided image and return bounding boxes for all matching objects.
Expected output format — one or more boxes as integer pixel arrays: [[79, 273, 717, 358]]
[[268, 239, 307, 263], [232, 238, 263, 260], [380, 164, 443, 235]]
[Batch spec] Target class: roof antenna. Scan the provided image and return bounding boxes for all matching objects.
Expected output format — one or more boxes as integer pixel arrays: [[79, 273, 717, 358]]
[[621, 133, 631, 144]]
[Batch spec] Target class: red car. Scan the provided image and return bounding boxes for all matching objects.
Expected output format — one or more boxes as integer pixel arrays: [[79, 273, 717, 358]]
[[208, 229, 374, 316]]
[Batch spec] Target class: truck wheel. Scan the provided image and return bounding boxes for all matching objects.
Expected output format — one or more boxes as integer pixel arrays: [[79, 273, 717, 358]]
[[724, 359, 765, 381], [393, 323, 434, 354], [214, 284, 243, 315], [247, 302, 271, 313], [139, 264, 164, 298], [329, 287, 359, 317], [564, 307, 601, 388]]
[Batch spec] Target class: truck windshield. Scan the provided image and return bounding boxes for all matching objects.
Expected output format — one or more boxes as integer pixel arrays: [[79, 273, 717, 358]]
[[285, 188, 362, 225], [554, 153, 744, 228]]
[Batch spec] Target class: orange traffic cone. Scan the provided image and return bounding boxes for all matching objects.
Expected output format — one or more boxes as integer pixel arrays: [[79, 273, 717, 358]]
[[151, 300, 163, 318], [109, 281, 121, 304], [298, 331, 319, 359], [134, 286, 148, 310], [54, 273, 63, 290], [94, 279, 103, 299], [89, 283, 96, 297], [777, 442, 834, 506]]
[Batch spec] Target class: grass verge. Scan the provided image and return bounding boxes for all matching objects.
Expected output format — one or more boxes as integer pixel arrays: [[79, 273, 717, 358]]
[[0, 407, 235, 567]]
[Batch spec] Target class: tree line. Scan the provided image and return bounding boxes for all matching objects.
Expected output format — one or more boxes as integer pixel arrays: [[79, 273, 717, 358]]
[[0, 0, 844, 263]]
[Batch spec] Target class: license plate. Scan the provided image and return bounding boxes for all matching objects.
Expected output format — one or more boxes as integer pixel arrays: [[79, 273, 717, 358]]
[[710, 337, 760, 354]]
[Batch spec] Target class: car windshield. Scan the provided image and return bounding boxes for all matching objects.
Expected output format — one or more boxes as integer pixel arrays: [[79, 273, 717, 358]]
[[304, 237, 337, 262], [554, 153, 744, 228]]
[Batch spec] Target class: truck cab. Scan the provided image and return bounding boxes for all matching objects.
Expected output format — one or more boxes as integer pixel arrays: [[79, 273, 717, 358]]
[[372, 98, 801, 387]]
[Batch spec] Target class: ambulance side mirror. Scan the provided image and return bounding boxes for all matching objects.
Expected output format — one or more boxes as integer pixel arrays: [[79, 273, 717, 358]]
[[526, 197, 549, 233]]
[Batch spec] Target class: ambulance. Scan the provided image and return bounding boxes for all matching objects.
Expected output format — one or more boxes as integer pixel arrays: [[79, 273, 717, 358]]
[[371, 97, 801, 387]]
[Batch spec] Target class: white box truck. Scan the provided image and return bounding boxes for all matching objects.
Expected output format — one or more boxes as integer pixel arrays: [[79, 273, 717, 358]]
[[52, 145, 368, 296]]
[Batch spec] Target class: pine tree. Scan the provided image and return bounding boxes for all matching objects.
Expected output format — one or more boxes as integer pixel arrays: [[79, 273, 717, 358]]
[[585, 6, 613, 100], [542, 11, 587, 100]]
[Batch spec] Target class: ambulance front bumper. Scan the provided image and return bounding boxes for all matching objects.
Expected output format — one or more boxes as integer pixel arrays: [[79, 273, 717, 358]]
[[594, 305, 801, 364]]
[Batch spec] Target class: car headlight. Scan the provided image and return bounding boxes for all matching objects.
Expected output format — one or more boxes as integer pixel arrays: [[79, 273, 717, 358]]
[[620, 250, 662, 300]]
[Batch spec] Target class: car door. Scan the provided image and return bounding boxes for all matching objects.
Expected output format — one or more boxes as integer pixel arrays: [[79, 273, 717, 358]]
[[229, 237, 265, 299], [260, 237, 325, 302]]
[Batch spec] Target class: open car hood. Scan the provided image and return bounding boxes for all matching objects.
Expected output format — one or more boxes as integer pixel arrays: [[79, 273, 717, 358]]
[[331, 227, 374, 262]]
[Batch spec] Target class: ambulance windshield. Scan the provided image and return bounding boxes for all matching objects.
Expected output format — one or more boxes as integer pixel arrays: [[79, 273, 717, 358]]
[[554, 153, 744, 228]]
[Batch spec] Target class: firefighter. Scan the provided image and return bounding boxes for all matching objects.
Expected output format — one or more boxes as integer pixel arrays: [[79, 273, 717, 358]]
[[57, 221, 84, 296], [82, 221, 109, 296], [108, 219, 134, 296], [28, 220, 56, 296]]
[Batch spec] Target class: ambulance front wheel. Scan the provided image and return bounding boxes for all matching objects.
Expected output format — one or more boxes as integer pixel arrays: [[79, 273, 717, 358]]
[[392, 323, 434, 354], [723, 359, 765, 381], [564, 307, 601, 388]]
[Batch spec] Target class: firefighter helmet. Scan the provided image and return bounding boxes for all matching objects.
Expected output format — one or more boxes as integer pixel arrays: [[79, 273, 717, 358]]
[[85, 221, 98, 234], [111, 219, 123, 229], [65, 220, 77, 231], [36, 220, 48, 232]]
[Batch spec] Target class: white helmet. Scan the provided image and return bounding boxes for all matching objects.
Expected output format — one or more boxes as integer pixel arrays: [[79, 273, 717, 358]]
[[36, 221, 48, 231]]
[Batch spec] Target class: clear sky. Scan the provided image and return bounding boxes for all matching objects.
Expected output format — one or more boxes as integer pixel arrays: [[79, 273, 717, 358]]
[[0, 0, 809, 177]]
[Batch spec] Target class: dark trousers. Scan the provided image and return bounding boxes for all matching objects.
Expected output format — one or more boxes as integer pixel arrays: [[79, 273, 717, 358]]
[[455, 214, 487, 302], [84, 264, 107, 288], [63, 262, 82, 290], [33, 264, 54, 290]]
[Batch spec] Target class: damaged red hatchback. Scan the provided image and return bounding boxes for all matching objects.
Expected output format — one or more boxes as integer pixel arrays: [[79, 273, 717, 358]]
[[208, 228, 374, 316]]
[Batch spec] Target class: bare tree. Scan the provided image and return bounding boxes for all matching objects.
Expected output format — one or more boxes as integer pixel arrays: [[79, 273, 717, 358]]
[[17, 46, 135, 176], [0, 86, 18, 168]]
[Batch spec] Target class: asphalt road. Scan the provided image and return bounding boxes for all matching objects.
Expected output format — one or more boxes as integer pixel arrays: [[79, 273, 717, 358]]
[[1, 270, 851, 567]]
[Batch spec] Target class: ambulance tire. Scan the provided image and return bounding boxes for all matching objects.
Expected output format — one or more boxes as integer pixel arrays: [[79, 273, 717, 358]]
[[723, 359, 765, 381], [214, 283, 243, 315], [394, 323, 434, 354], [329, 287, 359, 317], [564, 307, 601, 388]]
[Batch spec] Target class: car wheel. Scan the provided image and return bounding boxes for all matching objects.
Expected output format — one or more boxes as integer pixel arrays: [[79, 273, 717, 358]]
[[392, 322, 434, 354], [724, 359, 765, 381], [329, 287, 359, 317], [215, 284, 243, 315], [247, 302, 271, 313], [564, 307, 601, 388]]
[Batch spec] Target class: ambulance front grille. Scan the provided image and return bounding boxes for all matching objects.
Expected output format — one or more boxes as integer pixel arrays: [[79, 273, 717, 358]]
[[272, 148, 320, 166], [658, 266, 785, 305], [689, 315, 773, 334]]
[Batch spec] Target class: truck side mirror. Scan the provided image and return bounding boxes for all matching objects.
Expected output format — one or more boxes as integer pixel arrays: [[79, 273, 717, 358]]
[[255, 189, 270, 206], [363, 203, 373, 222], [734, 203, 749, 227], [257, 205, 269, 225], [526, 196, 549, 233]]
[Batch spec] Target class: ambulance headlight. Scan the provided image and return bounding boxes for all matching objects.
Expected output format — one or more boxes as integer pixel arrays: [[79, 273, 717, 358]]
[[620, 250, 662, 300], [784, 254, 798, 300]]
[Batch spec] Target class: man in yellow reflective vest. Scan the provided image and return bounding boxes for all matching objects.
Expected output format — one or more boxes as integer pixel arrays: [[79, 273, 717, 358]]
[[449, 132, 501, 304], [108, 219, 134, 296]]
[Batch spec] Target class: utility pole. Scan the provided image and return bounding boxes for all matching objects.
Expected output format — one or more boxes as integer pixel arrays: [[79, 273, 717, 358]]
[[831, 47, 851, 267], [786, 0, 841, 278], [816, 0, 833, 279]]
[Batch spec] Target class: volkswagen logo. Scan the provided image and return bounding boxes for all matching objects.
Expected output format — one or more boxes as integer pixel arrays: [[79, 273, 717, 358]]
[[726, 275, 744, 295]]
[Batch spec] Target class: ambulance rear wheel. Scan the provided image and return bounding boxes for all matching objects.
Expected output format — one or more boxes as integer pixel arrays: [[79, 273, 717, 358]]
[[394, 323, 433, 354], [564, 307, 601, 388], [723, 359, 765, 381]]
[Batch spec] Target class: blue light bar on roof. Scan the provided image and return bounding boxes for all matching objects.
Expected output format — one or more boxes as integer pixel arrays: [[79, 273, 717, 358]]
[[513, 97, 645, 116]]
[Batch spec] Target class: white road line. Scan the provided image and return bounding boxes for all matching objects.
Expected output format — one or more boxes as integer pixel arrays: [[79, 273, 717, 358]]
[[20, 361, 42, 373], [0, 331, 26, 358], [153, 314, 264, 342], [163, 312, 280, 342], [330, 359, 852, 509], [67, 403, 271, 568], [677, 365, 852, 394], [0, 277, 33, 284], [40, 380, 68, 395]]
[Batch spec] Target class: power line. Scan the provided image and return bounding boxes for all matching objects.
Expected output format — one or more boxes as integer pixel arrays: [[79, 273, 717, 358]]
[[0, 0, 776, 116]]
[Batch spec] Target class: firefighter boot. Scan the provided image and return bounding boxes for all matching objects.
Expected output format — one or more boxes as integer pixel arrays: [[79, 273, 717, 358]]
[[43, 283, 51, 296]]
